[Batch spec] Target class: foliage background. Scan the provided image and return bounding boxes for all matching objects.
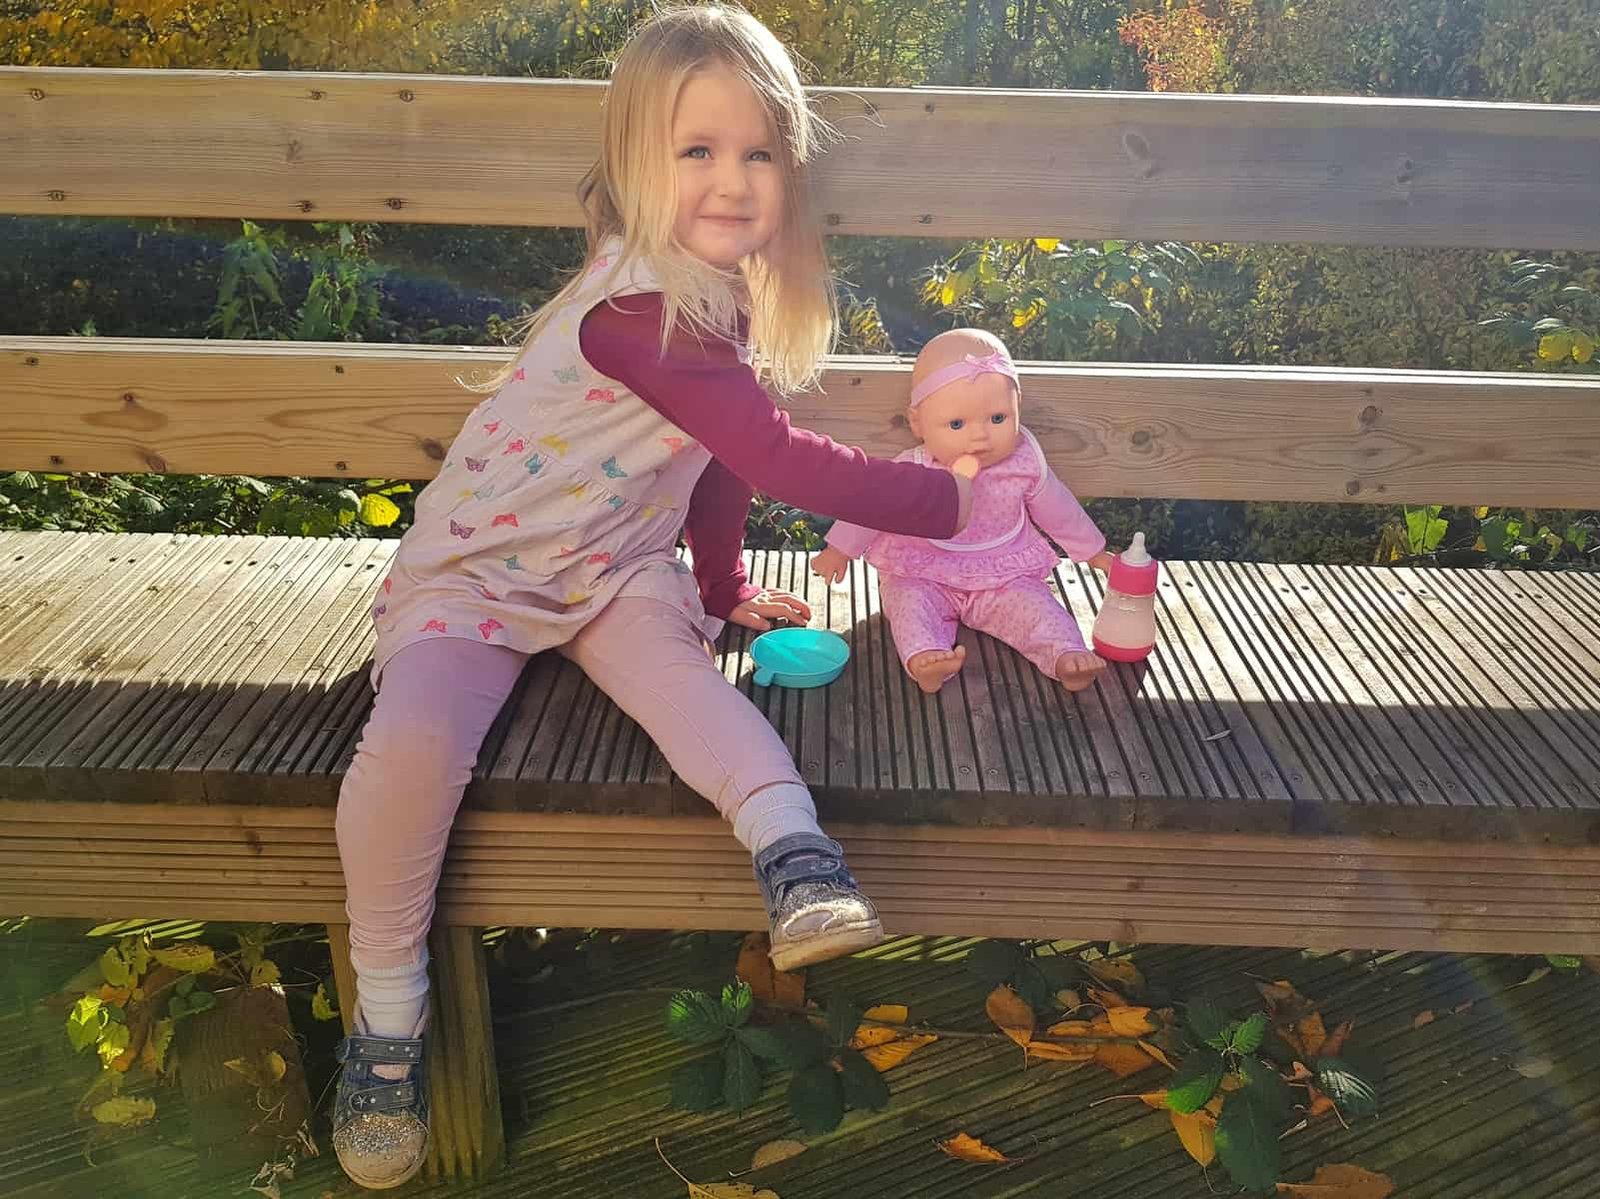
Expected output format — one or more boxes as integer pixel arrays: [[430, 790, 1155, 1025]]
[[2, 0, 1596, 566]]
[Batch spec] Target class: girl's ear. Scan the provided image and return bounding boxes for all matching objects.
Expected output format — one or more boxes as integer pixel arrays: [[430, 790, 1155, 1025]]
[[906, 405, 924, 439]]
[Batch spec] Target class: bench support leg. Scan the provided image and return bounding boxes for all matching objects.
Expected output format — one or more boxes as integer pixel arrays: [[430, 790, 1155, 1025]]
[[324, 923, 506, 1179]]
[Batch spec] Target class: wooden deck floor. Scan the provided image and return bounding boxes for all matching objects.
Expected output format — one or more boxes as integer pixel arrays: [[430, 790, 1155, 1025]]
[[3, 530, 1596, 837], [4, 930, 1599, 1198]]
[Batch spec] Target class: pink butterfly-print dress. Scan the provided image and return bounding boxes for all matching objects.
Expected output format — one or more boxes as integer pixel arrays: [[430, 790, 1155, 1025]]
[[369, 243, 720, 685]]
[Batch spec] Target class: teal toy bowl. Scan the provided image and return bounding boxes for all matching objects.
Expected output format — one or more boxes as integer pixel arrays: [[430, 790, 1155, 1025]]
[[750, 627, 850, 689]]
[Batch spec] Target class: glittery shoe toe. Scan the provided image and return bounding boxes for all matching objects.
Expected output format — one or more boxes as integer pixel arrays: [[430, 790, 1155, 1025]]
[[333, 1025, 429, 1190], [753, 833, 886, 971]]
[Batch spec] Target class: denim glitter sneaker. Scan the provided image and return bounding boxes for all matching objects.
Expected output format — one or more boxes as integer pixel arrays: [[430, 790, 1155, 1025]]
[[753, 832, 886, 971], [332, 1014, 430, 1190]]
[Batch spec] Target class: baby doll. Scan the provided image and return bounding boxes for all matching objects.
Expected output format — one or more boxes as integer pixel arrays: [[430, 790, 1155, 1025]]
[[811, 328, 1114, 694]]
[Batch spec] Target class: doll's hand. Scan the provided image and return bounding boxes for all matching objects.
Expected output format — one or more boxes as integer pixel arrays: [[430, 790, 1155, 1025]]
[[730, 589, 813, 632], [810, 546, 851, 585], [1088, 550, 1116, 573]]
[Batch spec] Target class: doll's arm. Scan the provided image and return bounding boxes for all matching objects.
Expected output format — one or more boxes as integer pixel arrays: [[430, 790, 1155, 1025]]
[[1029, 465, 1108, 564]]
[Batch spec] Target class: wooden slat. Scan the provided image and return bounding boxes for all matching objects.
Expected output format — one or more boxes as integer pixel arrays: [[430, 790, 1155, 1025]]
[[6, 338, 1600, 505], [3, 803, 1599, 954], [3, 533, 1598, 848], [7, 67, 1600, 248]]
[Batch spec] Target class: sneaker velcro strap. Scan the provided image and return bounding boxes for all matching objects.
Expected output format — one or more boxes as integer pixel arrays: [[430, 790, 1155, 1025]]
[[764, 853, 845, 890], [336, 1035, 424, 1065], [350, 1080, 420, 1113]]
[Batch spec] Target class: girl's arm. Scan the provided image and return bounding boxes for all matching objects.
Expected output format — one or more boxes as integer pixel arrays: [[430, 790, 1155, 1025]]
[[580, 295, 966, 539], [682, 455, 762, 620]]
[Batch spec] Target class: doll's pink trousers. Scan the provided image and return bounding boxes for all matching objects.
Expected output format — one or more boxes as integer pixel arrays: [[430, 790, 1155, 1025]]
[[879, 573, 1087, 676]]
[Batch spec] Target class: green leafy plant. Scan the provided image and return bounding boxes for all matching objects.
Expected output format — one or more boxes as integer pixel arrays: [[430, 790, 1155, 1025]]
[[664, 983, 891, 1133]]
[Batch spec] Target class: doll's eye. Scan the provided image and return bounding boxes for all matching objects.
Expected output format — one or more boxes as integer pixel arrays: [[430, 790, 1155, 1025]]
[[990, 413, 1008, 425], [948, 419, 964, 430]]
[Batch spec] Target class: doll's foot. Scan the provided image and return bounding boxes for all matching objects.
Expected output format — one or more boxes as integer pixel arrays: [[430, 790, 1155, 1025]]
[[1055, 650, 1106, 692], [907, 646, 966, 693]]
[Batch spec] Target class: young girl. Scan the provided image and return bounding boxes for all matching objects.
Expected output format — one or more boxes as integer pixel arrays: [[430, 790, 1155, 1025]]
[[330, 5, 972, 1188], [812, 328, 1113, 695]]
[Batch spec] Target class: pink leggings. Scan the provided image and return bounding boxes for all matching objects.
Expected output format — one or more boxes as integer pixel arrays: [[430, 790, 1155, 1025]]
[[336, 597, 804, 969]]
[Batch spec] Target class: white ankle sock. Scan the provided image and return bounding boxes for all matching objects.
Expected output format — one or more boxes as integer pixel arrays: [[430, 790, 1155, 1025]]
[[733, 783, 823, 856], [353, 950, 430, 1071]]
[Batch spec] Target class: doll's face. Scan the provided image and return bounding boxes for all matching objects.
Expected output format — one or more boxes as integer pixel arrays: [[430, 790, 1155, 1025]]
[[908, 372, 1021, 469]]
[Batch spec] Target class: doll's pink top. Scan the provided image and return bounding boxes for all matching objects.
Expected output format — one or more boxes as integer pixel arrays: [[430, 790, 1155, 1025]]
[[824, 426, 1105, 590]]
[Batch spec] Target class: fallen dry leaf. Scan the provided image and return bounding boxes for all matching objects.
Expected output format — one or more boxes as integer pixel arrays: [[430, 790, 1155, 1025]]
[[1288, 1012, 1328, 1059], [1087, 985, 1130, 1011], [735, 932, 806, 1008], [1139, 1090, 1168, 1108], [1170, 1106, 1218, 1166], [850, 1025, 901, 1050], [1138, 1041, 1177, 1070], [1411, 1009, 1435, 1029], [862, 1034, 937, 1072], [1322, 1020, 1353, 1058], [1512, 1055, 1554, 1079], [1087, 957, 1146, 993], [1275, 1163, 1395, 1198], [658, 1138, 780, 1199], [1055, 988, 1084, 1011], [91, 1096, 157, 1126], [1025, 1040, 1097, 1064], [986, 986, 1035, 1049], [1105, 1006, 1160, 1037], [1308, 1089, 1337, 1119], [937, 1132, 1014, 1164], [750, 1140, 807, 1171], [1257, 978, 1320, 1023], [1044, 1018, 1100, 1037], [1094, 1042, 1156, 1079], [862, 1004, 908, 1024]]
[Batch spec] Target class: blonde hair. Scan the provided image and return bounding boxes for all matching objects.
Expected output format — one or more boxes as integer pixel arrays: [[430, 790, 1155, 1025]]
[[482, 3, 838, 396]]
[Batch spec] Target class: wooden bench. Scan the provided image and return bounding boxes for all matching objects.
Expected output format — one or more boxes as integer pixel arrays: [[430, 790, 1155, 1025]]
[[4, 67, 1599, 1178]]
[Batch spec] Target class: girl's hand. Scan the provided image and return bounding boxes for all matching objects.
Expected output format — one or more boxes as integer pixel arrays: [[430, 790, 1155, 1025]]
[[729, 589, 813, 632], [809, 546, 851, 584], [1087, 550, 1116, 573]]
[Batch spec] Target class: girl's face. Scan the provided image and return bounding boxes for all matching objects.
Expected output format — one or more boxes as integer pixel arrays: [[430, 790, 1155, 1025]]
[[671, 64, 785, 268]]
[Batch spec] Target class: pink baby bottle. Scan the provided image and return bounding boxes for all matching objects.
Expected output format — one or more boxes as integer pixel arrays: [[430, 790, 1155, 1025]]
[[1092, 532, 1160, 663]]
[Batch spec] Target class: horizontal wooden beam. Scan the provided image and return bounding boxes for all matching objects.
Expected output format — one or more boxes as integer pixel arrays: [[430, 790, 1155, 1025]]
[[4, 804, 1598, 954], [6, 67, 1600, 248], [4, 336, 1598, 506]]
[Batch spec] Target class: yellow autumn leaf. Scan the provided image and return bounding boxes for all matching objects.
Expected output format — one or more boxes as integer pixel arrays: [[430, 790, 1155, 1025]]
[[1290, 1012, 1327, 1058], [1538, 332, 1573, 361], [937, 1131, 1013, 1164], [751, 1139, 807, 1170], [862, 1034, 937, 1071], [1094, 1042, 1157, 1079], [1105, 1006, 1159, 1036], [311, 982, 339, 1022], [1275, 1163, 1396, 1198], [862, 1004, 908, 1024], [250, 959, 281, 988], [985, 986, 1035, 1048], [152, 944, 216, 974], [690, 1184, 779, 1199], [92, 1096, 157, 1126], [1474, 506, 1490, 519], [1572, 332, 1595, 363], [1139, 1090, 1169, 1108], [1033, 237, 1060, 252], [939, 283, 957, 307], [1044, 1019, 1098, 1037], [358, 493, 402, 527], [1170, 1106, 1217, 1166], [851, 1025, 901, 1049], [265, 1050, 287, 1083]]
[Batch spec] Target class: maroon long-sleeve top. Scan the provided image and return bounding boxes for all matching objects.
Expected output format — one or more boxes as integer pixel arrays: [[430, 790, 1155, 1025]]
[[580, 294, 960, 618]]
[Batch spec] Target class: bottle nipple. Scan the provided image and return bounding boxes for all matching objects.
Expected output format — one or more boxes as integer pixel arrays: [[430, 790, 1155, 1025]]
[[1120, 531, 1153, 567]]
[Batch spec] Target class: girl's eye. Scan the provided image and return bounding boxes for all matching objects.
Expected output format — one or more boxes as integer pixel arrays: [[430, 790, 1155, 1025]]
[[683, 146, 710, 160], [749, 149, 773, 163], [948, 419, 965, 430], [990, 413, 1008, 425]]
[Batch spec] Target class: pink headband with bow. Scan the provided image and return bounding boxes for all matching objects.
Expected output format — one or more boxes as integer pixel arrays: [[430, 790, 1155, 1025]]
[[909, 349, 1018, 408]]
